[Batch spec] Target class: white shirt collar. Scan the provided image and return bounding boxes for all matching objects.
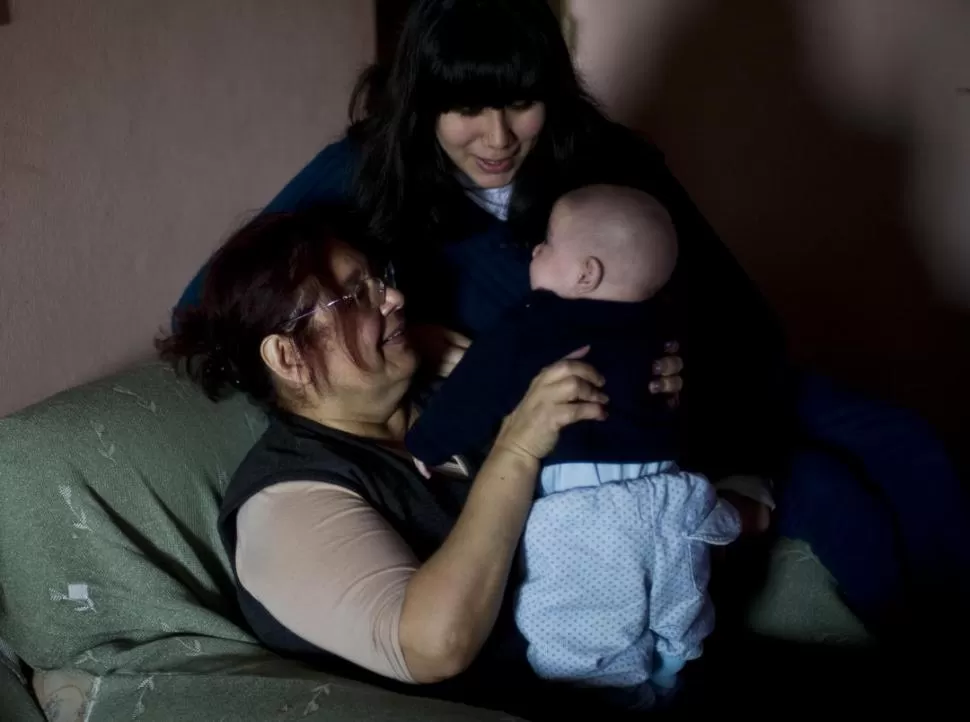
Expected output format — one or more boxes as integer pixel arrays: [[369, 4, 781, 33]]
[[457, 174, 514, 222]]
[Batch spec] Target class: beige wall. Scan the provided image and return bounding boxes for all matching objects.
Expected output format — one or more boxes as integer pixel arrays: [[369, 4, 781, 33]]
[[0, 0, 374, 416], [567, 0, 970, 442]]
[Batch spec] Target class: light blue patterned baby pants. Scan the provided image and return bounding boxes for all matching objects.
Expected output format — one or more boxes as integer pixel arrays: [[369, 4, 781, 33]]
[[515, 462, 741, 706]]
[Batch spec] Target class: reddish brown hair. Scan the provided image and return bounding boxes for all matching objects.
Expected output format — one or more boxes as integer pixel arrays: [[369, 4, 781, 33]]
[[158, 206, 374, 407]]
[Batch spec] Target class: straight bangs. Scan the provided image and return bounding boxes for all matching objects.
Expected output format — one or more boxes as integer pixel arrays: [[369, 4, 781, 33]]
[[349, 0, 611, 250], [418, 8, 564, 114]]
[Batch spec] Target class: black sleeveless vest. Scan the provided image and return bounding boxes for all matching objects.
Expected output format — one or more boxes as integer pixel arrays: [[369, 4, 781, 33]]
[[218, 410, 560, 716]]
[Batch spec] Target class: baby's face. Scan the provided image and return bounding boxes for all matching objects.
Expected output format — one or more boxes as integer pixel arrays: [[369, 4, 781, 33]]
[[529, 205, 585, 297]]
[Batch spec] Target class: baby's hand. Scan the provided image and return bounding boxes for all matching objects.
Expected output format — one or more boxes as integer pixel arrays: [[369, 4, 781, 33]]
[[413, 457, 431, 480]]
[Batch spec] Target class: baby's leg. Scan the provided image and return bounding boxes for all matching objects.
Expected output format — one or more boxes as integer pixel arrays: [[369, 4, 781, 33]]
[[515, 475, 656, 691], [647, 472, 741, 693]]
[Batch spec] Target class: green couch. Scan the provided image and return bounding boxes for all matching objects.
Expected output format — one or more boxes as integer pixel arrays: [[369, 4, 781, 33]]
[[0, 363, 869, 721]]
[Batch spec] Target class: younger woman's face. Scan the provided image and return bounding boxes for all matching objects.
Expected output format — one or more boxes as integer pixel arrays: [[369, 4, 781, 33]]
[[436, 102, 546, 188]]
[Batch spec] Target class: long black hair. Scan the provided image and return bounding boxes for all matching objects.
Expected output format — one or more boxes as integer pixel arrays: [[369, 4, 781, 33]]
[[349, 0, 618, 250]]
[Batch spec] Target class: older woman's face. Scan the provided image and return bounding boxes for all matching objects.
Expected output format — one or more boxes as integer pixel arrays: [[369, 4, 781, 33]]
[[436, 102, 546, 189], [305, 242, 417, 398]]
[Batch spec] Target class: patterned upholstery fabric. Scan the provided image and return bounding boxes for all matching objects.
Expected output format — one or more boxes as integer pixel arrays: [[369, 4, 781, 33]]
[[0, 363, 867, 721]]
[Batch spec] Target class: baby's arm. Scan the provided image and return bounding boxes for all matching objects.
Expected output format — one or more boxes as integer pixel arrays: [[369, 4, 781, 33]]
[[406, 321, 525, 467]]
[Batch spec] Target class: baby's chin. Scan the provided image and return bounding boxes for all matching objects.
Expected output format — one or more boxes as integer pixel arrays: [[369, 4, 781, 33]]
[[529, 280, 572, 299], [529, 270, 564, 297]]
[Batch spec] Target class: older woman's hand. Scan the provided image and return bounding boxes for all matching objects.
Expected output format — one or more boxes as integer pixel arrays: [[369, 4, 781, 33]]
[[650, 340, 684, 408], [494, 346, 608, 463]]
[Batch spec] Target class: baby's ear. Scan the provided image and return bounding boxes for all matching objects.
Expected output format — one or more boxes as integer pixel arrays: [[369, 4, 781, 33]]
[[576, 256, 604, 295]]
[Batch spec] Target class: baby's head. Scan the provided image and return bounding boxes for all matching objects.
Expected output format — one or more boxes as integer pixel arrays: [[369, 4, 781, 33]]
[[530, 185, 677, 302]]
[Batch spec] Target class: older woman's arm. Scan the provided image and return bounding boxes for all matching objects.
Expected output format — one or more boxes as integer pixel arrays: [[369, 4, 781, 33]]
[[398, 354, 606, 682], [236, 481, 417, 682], [236, 459, 541, 686], [398, 446, 540, 681], [237, 452, 543, 684], [236, 354, 606, 685]]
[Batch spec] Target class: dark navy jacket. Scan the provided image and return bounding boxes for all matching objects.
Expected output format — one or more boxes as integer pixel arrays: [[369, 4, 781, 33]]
[[406, 290, 681, 468], [177, 131, 791, 478]]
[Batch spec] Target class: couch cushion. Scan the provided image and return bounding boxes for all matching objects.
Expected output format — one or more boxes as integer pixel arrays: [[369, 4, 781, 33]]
[[32, 658, 522, 722], [0, 362, 269, 671], [0, 360, 870, 721], [744, 538, 869, 643]]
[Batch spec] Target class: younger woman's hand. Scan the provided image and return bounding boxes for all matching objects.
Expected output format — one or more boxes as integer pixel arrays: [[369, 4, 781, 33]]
[[410, 324, 472, 378], [494, 347, 608, 463], [650, 340, 684, 408]]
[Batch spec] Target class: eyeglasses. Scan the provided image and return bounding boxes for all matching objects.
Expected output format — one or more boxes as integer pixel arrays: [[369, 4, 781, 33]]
[[282, 276, 388, 329]]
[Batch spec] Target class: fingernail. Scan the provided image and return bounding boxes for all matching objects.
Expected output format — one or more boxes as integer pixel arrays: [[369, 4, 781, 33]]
[[652, 361, 663, 374], [649, 381, 660, 393]]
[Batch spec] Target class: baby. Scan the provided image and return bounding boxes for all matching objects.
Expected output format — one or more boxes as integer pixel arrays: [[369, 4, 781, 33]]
[[407, 184, 770, 709]]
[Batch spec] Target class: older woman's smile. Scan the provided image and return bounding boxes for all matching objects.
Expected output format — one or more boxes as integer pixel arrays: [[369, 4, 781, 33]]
[[382, 323, 408, 346]]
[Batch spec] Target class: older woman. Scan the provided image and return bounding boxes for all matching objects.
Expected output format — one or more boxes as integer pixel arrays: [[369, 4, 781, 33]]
[[161, 208, 617, 716]]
